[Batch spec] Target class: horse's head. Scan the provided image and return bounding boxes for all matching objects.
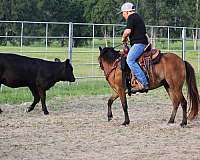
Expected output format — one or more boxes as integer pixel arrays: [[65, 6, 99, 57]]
[[98, 46, 121, 70], [98, 46, 120, 65]]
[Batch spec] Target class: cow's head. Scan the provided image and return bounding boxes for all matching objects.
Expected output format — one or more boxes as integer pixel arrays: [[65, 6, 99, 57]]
[[64, 59, 75, 82]]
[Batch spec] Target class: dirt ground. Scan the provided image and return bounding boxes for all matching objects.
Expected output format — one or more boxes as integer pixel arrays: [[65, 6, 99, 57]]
[[0, 94, 200, 160]]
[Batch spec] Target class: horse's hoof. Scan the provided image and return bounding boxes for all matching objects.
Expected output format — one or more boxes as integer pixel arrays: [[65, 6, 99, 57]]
[[107, 114, 113, 121], [26, 107, 33, 113], [167, 120, 174, 124], [108, 117, 112, 121], [122, 121, 130, 126], [44, 110, 49, 115], [0, 108, 2, 113], [180, 122, 187, 128], [25, 108, 29, 113]]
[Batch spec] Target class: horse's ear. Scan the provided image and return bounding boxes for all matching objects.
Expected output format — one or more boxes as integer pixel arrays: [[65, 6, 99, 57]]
[[99, 46, 102, 52]]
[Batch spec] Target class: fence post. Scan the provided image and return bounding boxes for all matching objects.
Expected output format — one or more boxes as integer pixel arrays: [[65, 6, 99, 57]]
[[182, 27, 186, 61], [112, 25, 115, 47], [45, 23, 48, 53], [68, 22, 73, 62], [92, 24, 95, 49], [167, 27, 170, 51], [150, 26, 154, 48], [92, 24, 95, 76], [198, 29, 200, 73], [20, 22, 24, 53]]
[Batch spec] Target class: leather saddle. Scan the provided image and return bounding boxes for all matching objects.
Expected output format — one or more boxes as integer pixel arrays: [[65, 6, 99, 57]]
[[138, 48, 161, 73], [121, 44, 162, 93]]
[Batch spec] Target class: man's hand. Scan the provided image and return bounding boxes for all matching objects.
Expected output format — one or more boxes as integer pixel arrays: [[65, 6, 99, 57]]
[[122, 28, 131, 43], [122, 36, 128, 43]]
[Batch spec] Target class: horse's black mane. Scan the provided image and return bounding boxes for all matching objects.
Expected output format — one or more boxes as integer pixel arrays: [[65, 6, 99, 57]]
[[99, 47, 121, 63]]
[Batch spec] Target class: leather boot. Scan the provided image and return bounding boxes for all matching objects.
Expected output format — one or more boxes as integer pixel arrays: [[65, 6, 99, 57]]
[[130, 73, 149, 93]]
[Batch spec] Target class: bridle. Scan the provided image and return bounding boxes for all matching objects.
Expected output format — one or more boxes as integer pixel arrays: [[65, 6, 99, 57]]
[[101, 57, 121, 81], [99, 44, 124, 81]]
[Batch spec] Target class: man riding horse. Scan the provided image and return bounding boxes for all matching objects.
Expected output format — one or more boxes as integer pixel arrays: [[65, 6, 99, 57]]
[[120, 2, 149, 92], [98, 2, 199, 126]]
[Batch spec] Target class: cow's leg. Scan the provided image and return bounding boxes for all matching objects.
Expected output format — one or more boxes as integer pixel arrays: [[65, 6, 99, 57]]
[[39, 89, 49, 115], [0, 83, 2, 113], [26, 86, 40, 112]]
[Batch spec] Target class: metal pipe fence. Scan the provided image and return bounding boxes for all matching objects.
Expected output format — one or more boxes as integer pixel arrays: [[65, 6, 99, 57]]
[[0, 21, 200, 79]]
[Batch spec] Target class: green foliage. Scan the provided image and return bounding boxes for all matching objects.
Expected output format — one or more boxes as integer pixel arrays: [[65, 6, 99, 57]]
[[82, 0, 123, 24], [0, 0, 200, 47], [0, 0, 86, 46], [0, 0, 200, 27], [137, 0, 200, 27]]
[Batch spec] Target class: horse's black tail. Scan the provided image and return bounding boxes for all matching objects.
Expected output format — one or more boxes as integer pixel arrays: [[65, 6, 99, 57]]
[[185, 61, 200, 120]]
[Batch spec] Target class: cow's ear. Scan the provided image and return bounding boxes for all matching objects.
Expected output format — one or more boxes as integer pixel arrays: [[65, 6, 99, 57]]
[[54, 58, 61, 62], [65, 59, 70, 64], [99, 46, 102, 52]]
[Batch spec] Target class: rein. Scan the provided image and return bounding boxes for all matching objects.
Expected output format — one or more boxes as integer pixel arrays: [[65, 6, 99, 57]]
[[113, 44, 122, 49], [106, 44, 123, 80], [104, 57, 121, 81]]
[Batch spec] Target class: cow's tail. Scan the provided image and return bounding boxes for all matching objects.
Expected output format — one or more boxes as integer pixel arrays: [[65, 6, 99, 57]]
[[185, 61, 200, 120]]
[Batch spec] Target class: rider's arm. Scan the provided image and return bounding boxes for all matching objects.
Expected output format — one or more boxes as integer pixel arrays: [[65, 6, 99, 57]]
[[122, 29, 131, 43]]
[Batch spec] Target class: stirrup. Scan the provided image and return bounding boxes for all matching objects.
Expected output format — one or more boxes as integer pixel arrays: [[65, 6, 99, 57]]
[[131, 85, 149, 94], [131, 88, 141, 94]]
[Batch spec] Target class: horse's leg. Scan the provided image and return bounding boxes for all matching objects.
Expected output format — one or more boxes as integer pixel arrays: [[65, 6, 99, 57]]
[[107, 94, 119, 121], [180, 94, 187, 127], [118, 89, 130, 125], [164, 86, 180, 124], [169, 91, 187, 127], [26, 86, 40, 112]]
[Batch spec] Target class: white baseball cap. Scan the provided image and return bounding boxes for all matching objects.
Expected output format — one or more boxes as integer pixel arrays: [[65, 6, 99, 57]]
[[119, 2, 135, 13]]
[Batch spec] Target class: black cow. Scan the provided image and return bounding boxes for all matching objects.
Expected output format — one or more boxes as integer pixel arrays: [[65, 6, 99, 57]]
[[0, 53, 75, 114]]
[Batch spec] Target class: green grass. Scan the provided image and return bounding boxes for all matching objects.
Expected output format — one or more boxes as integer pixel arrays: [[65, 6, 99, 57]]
[[1, 76, 200, 105], [0, 78, 172, 105], [0, 79, 112, 104]]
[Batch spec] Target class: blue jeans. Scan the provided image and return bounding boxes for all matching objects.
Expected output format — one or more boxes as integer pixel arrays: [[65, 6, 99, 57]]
[[126, 44, 149, 87]]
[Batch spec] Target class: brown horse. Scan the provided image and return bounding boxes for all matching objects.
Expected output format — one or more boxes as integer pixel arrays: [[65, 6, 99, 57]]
[[98, 46, 200, 127]]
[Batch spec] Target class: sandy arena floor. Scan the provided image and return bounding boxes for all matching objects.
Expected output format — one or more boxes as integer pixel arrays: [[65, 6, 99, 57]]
[[0, 94, 200, 160]]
